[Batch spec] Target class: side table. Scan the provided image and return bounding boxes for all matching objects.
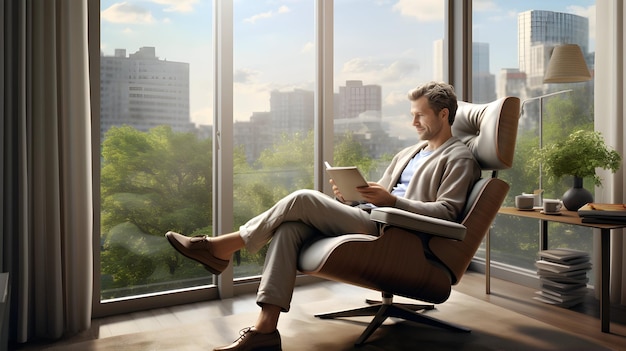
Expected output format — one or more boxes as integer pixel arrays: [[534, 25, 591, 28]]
[[492, 207, 626, 333]]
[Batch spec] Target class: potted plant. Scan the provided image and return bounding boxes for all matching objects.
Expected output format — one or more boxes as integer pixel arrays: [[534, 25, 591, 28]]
[[535, 129, 621, 210]]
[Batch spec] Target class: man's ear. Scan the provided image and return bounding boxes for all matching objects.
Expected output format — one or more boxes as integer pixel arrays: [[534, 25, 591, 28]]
[[439, 107, 449, 121]]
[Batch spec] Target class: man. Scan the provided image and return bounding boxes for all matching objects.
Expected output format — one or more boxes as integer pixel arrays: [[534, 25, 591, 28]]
[[165, 81, 480, 351]]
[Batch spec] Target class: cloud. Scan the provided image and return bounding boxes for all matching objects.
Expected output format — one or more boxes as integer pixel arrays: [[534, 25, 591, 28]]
[[244, 11, 272, 24], [392, 0, 443, 22], [151, 0, 199, 13], [340, 57, 419, 84], [382, 114, 415, 140], [244, 6, 291, 24], [473, 0, 498, 12], [102, 2, 156, 24], [300, 41, 314, 54], [342, 58, 383, 74], [384, 90, 409, 107], [234, 68, 260, 84]]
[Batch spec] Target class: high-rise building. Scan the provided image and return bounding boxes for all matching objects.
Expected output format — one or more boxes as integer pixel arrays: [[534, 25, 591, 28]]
[[497, 68, 527, 101], [233, 89, 313, 164], [472, 42, 496, 103], [335, 80, 382, 119], [270, 89, 314, 136], [100, 47, 194, 140], [518, 10, 589, 89], [234, 112, 273, 163]]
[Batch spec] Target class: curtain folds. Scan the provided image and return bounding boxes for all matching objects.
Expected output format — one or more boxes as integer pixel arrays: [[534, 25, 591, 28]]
[[2, 0, 93, 343], [594, 0, 626, 305]]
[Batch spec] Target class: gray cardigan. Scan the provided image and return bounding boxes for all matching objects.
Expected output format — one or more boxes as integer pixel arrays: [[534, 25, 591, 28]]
[[377, 137, 481, 221]]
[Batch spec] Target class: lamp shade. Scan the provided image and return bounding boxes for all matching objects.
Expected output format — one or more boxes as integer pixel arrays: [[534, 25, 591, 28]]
[[543, 44, 592, 83]]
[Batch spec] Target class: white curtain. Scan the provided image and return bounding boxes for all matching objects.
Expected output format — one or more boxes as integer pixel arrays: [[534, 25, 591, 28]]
[[594, 0, 626, 305], [1, 0, 93, 342]]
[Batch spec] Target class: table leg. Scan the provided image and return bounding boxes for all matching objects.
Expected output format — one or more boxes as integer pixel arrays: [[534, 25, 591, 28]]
[[486, 228, 490, 294], [600, 229, 610, 333], [540, 220, 548, 250]]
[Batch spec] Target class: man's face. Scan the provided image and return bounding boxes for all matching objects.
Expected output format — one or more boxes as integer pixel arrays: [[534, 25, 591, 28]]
[[410, 96, 448, 141]]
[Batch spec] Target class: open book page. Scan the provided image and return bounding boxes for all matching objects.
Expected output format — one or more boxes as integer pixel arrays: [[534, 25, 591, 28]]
[[325, 161, 368, 202]]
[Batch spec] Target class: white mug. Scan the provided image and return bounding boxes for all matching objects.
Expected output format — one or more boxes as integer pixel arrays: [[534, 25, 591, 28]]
[[515, 195, 535, 210], [522, 192, 542, 207], [543, 199, 563, 213]]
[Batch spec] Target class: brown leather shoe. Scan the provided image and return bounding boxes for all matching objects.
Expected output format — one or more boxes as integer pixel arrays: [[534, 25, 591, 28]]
[[214, 327, 281, 351], [165, 231, 229, 275]]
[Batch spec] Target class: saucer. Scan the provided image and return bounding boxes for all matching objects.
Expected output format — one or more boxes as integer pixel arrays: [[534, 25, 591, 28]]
[[540, 210, 562, 215]]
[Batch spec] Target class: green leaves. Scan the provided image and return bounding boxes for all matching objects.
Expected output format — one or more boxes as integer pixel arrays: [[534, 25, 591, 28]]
[[99, 125, 394, 294], [536, 129, 621, 187]]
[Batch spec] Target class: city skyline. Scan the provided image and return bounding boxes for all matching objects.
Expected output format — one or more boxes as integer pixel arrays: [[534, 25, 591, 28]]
[[101, 0, 595, 127]]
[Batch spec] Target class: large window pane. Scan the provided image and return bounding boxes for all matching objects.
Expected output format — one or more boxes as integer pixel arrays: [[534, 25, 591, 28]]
[[232, 2, 315, 278], [99, 1, 214, 300], [333, 0, 444, 178], [472, 1, 596, 280]]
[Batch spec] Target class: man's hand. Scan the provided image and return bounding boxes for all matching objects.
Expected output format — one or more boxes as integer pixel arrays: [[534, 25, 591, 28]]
[[357, 182, 397, 207], [329, 179, 346, 203]]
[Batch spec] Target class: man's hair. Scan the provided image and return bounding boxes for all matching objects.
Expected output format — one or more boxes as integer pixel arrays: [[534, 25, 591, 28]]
[[407, 81, 458, 125]]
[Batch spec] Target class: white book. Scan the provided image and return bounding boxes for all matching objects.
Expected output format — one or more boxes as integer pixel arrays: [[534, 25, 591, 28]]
[[539, 248, 589, 263], [540, 278, 587, 292], [534, 293, 585, 307], [324, 162, 369, 202], [537, 273, 588, 284], [535, 260, 592, 273]]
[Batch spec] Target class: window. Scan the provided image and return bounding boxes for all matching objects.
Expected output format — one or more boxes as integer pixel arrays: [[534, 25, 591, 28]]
[[231, 1, 315, 279], [333, 0, 444, 177], [94, 0, 590, 313], [99, 0, 215, 301], [472, 1, 596, 280]]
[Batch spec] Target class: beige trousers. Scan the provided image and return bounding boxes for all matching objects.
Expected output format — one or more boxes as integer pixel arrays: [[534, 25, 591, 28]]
[[239, 189, 379, 311]]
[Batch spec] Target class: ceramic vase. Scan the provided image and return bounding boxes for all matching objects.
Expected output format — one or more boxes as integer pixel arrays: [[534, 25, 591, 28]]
[[561, 176, 594, 211]]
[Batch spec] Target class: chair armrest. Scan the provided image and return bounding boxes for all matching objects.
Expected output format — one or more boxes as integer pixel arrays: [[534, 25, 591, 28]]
[[370, 207, 466, 241]]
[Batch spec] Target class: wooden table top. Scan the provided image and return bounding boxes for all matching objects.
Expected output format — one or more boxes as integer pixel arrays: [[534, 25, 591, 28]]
[[498, 207, 626, 230]]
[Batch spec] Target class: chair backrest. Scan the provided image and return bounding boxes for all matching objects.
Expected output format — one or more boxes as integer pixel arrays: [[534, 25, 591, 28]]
[[429, 97, 520, 284], [452, 97, 520, 171]]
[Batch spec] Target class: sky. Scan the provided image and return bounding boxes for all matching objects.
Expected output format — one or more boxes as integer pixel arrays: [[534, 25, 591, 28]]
[[100, 0, 595, 136]]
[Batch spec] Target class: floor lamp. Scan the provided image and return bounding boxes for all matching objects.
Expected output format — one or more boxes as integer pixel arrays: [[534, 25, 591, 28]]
[[522, 44, 592, 198]]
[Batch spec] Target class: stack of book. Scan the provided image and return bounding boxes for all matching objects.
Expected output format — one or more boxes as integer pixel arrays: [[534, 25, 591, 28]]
[[534, 248, 591, 307], [577, 203, 626, 224]]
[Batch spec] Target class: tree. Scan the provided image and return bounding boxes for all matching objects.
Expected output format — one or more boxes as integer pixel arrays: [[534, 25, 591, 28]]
[[100, 125, 380, 290], [333, 132, 374, 175], [101, 125, 212, 293]]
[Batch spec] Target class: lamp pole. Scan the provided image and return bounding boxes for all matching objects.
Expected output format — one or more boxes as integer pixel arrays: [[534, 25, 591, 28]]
[[520, 89, 573, 195]]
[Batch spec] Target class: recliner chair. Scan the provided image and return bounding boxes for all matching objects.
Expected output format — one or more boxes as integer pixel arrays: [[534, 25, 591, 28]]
[[298, 96, 520, 346]]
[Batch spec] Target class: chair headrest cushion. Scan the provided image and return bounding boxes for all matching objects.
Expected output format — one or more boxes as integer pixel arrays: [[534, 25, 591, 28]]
[[452, 97, 520, 170]]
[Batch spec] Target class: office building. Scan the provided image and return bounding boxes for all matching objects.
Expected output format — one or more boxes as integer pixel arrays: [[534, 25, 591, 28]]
[[518, 10, 589, 88], [100, 47, 194, 140], [335, 80, 382, 120]]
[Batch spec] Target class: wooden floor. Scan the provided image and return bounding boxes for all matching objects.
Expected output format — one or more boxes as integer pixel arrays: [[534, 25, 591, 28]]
[[455, 272, 626, 349], [11, 271, 626, 350]]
